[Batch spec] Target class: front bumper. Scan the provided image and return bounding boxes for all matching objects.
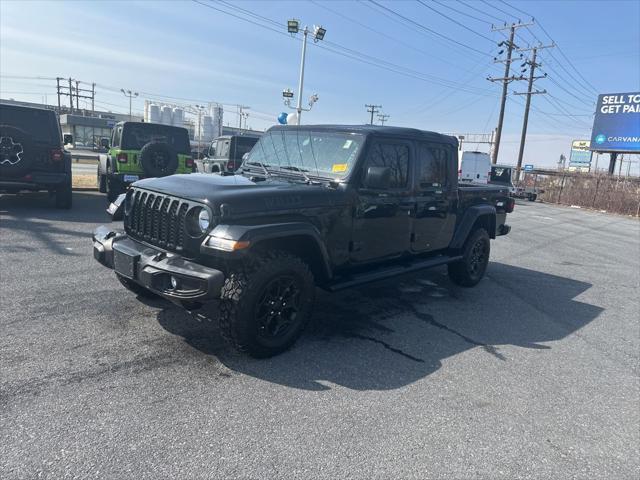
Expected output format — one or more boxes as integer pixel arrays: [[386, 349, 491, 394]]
[[92, 225, 225, 303], [0, 172, 70, 191]]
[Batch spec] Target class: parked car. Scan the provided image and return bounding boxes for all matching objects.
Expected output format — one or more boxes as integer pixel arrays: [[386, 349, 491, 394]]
[[0, 103, 72, 208], [196, 135, 259, 173], [97, 121, 195, 202], [489, 164, 541, 201], [93, 125, 513, 357], [459, 151, 491, 184]]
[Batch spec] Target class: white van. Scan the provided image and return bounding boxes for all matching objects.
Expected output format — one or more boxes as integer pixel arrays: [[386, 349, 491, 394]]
[[459, 151, 491, 184]]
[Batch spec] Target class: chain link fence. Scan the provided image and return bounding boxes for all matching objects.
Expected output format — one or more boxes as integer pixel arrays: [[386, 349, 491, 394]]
[[523, 172, 640, 217]]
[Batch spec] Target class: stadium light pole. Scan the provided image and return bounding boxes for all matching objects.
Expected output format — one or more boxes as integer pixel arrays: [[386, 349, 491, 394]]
[[287, 19, 326, 125]]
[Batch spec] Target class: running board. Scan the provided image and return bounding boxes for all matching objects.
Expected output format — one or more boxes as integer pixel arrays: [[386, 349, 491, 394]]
[[326, 255, 462, 292]]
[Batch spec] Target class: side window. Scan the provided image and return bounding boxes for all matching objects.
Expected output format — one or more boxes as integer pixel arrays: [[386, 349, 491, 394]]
[[366, 142, 409, 188], [112, 126, 122, 148], [418, 143, 449, 188], [217, 140, 230, 157]]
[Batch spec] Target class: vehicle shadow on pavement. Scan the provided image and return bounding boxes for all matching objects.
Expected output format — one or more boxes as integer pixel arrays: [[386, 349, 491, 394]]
[[155, 262, 604, 391], [0, 191, 111, 224], [0, 191, 113, 255]]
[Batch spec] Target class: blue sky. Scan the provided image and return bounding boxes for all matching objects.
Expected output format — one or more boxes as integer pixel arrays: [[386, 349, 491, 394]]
[[1, 0, 639, 169]]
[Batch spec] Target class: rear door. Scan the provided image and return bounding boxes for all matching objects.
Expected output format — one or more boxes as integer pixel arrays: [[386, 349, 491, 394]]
[[350, 138, 414, 263], [412, 142, 457, 253]]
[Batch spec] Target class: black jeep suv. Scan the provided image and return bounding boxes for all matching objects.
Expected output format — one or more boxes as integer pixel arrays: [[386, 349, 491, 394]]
[[93, 125, 513, 358], [0, 103, 72, 208]]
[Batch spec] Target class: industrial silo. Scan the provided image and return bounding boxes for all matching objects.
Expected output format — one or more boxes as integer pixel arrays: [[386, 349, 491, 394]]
[[149, 104, 161, 124], [161, 105, 173, 125], [202, 115, 214, 142], [212, 105, 223, 138], [172, 107, 184, 127]]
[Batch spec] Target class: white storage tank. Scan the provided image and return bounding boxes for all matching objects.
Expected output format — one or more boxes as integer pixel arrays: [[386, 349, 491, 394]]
[[144, 101, 149, 122], [161, 105, 173, 125], [202, 115, 214, 142], [172, 107, 184, 127], [212, 105, 223, 138], [148, 104, 161, 124]]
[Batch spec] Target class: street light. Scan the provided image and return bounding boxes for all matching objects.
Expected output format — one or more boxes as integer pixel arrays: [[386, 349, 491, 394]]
[[285, 18, 326, 125], [121, 89, 138, 120]]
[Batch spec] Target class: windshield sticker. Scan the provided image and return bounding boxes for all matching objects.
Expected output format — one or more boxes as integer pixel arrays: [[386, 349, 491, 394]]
[[331, 163, 348, 173], [342, 140, 353, 149]]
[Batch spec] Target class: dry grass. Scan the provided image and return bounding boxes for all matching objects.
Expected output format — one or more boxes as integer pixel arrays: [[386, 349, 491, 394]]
[[72, 174, 97, 189]]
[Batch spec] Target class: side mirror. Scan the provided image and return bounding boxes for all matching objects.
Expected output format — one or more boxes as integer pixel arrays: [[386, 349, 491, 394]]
[[63, 134, 73, 145], [100, 138, 110, 149], [363, 166, 391, 189]]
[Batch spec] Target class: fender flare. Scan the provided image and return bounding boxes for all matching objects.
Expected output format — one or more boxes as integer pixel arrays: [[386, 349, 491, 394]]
[[449, 205, 496, 249], [207, 222, 332, 279]]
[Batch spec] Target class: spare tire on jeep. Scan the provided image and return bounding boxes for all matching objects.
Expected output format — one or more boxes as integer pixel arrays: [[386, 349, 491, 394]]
[[139, 141, 178, 177]]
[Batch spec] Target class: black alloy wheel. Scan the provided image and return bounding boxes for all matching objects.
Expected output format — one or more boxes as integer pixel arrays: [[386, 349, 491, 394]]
[[255, 275, 302, 340]]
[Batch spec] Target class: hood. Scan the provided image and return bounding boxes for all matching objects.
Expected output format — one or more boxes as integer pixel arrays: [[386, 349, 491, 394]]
[[133, 173, 349, 217]]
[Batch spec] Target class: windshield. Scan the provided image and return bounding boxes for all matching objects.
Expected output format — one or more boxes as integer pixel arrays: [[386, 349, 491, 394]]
[[490, 166, 513, 184], [231, 136, 258, 160], [246, 129, 364, 178], [121, 123, 190, 153]]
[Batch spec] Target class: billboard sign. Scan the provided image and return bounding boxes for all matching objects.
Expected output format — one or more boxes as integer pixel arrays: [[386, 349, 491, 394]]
[[590, 92, 640, 152], [569, 140, 592, 170], [524, 164, 534, 172]]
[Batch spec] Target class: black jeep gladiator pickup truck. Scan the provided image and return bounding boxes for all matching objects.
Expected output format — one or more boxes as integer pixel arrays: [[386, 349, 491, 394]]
[[93, 125, 513, 357]]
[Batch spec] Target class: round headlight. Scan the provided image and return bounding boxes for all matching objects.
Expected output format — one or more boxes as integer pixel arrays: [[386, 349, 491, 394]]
[[198, 209, 211, 232]]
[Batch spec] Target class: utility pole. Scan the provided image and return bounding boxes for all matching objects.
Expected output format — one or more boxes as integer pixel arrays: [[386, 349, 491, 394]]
[[91, 83, 95, 114], [377, 113, 390, 125], [68, 77, 74, 113], [121, 89, 139, 120], [488, 22, 533, 164], [56, 77, 61, 112], [365, 104, 382, 125], [237, 105, 250, 130], [75, 80, 80, 112], [513, 43, 553, 180]]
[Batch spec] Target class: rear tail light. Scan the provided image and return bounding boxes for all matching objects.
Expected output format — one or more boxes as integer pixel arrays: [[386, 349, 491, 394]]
[[185, 156, 194, 168], [117, 152, 128, 163], [505, 198, 515, 213], [227, 160, 236, 171], [50, 148, 64, 162]]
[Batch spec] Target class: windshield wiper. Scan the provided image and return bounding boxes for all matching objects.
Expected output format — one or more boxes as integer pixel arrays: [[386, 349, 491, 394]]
[[246, 161, 271, 178], [279, 165, 312, 183]]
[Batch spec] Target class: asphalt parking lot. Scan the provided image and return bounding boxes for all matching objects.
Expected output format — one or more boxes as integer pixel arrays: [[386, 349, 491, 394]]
[[1, 192, 638, 479]]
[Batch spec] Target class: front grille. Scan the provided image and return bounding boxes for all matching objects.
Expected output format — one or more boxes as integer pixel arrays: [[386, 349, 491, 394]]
[[124, 188, 193, 252]]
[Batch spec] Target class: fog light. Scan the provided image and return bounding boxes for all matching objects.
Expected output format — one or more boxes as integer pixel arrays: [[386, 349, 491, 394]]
[[170, 276, 179, 289]]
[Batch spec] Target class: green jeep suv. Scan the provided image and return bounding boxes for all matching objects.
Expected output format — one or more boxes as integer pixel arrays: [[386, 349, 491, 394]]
[[98, 121, 194, 202]]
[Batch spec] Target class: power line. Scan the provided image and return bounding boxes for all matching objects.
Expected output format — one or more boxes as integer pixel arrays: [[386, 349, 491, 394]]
[[457, 0, 506, 24], [194, 0, 497, 96], [367, 0, 491, 56], [480, 0, 521, 21], [310, 0, 469, 71], [431, 0, 493, 25], [415, 0, 496, 43]]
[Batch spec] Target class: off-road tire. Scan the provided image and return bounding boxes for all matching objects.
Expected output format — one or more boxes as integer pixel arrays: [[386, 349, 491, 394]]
[[97, 164, 107, 193], [116, 274, 159, 299], [55, 179, 72, 209], [528, 194, 537, 202], [106, 164, 124, 203], [218, 251, 315, 358], [139, 141, 178, 177], [448, 228, 490, 287]]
